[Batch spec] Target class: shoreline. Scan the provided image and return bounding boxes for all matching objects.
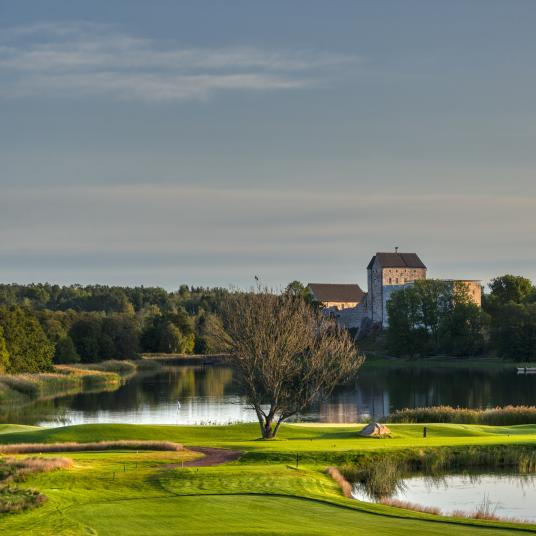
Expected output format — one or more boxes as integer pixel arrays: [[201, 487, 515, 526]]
[[0, 359, 161, 412]]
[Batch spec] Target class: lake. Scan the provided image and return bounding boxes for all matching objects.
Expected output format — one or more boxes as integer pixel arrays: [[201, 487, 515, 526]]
[[3, 362, 535, 427], [352, 471, 536, 522]]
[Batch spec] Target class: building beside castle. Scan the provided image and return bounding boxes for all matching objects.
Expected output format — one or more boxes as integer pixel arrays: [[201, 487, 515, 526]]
[[307, 283, 364, 310], [308, 249, 482, 330]]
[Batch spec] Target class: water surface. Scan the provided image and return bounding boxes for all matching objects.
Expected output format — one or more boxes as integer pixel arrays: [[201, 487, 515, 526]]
[[3, 363, 534, 427], [353, 472, 536, 522]]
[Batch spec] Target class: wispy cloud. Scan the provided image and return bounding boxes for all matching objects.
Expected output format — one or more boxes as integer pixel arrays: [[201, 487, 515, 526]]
[[0, 22, 355, 102]]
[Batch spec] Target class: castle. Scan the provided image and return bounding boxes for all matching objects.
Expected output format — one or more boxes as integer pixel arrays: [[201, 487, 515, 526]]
[[308, 249, 482, 330]]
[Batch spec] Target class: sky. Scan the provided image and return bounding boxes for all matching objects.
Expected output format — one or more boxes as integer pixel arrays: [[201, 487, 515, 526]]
[[1, 1, 536, 291]]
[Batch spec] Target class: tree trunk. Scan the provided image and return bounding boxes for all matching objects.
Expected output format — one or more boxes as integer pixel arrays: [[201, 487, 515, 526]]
[[255, 407, 277, 439], [262, 418, 275, 439]]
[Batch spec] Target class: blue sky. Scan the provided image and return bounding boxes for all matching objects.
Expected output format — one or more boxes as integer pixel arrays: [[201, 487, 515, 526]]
[[1, 1, 536, 290]]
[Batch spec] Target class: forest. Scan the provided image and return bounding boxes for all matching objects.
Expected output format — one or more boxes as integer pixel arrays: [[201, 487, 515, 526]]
[[0, 284, 227, 373]]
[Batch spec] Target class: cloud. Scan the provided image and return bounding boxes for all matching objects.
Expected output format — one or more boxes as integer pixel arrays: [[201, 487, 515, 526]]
[[0, 22, 355, 102]]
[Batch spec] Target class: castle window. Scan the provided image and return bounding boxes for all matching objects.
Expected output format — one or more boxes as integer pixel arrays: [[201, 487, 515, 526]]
[[396, 278, 399, 284], [388, 277, 392, 284]]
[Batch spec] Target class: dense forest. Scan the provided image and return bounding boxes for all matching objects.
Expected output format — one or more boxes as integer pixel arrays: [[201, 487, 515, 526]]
[[383, 274, 536, 361], [0, 284, 229, 373], [1, 275, 535, 374]]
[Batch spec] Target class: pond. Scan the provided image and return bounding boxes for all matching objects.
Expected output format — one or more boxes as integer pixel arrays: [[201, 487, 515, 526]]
[[2, 362, 535, 427], [352, 471, 536, 522]]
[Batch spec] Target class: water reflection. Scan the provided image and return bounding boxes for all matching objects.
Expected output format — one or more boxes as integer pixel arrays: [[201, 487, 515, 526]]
[[1, 364, 534, 427], [352, 471, 536, 522]]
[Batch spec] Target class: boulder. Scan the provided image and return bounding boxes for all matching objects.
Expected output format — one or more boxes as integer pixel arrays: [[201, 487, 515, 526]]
[[359, 422, 391, 438]]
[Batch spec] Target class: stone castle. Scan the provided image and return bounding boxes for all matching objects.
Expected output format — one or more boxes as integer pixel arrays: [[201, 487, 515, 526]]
[[308, 249, 481, 330]]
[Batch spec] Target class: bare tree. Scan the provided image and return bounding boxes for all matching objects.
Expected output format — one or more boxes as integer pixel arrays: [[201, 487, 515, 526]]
[[218, 289, 364, 439]]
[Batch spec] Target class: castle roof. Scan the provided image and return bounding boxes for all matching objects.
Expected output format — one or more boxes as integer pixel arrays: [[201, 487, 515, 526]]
[[367, 252, 426, 270], [307, 283, 364, 303]]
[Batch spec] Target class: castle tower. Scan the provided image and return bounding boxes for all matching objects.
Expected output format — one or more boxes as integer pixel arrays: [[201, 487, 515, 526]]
[[366, 250, 427, 326]]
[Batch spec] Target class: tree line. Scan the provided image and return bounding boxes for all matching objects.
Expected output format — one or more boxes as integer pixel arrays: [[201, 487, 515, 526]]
[[384, 274, 536, 360], [0, 284, 228, 374]]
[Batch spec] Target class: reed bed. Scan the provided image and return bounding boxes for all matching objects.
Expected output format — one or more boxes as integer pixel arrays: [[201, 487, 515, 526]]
[[0, 457, 73, 482], [0, 364, 126, 405], [77, 360, 137, 376], [386, 405, 536, 425], [0, 440, 183, 454]]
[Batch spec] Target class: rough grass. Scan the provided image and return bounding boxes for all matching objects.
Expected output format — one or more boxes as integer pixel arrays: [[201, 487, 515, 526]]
[[0, 440, 183, 454], [0, 486, 46, 513], [387, 405, 536, 425], [0, 455, 73, 513], [379, 497, 442, 515]]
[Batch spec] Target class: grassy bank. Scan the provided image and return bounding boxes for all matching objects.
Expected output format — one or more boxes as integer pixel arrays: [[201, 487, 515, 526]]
[[0, 359, 160, 408], [0, 422, 535, 534]]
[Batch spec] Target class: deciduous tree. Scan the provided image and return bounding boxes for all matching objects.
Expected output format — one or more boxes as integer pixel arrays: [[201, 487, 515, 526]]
[[219, 289, 364, 439]]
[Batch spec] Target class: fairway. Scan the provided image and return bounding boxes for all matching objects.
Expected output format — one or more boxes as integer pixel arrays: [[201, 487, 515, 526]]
[[1, 423, 535, 535]]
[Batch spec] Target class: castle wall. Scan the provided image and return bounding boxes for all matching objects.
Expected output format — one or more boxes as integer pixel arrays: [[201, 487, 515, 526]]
[[368, 260, 426, 326], [365, 253, 481, 330], [331, 301, 368, 329], [382, 267, 426, 285], [449, 280, 482, 307], [369, 258, 384, 324]]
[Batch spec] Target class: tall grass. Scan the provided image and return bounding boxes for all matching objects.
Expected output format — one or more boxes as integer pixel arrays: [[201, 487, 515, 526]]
[[325, 467, 352, 498], [0, 440, 183, 454], [386, 405, 536, 425], [0, 456, 73, 513], [0, 487, 46, 513], [0, 360, 146, 407], [0, 359, 158, 405], [78, 360, 137, 376], [0, 457, 73, 482], [378, 497, 441, 515]]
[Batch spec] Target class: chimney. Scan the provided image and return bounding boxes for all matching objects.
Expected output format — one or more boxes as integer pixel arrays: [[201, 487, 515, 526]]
[[395, 246, 399, 254]]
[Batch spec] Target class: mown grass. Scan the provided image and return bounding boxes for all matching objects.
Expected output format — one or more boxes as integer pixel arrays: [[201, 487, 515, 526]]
[[0, 422, 535, 535], [387, 405, 536, 425]]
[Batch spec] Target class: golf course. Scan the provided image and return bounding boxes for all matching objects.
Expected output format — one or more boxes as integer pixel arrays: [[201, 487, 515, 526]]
[[1, 422, 535, 535]]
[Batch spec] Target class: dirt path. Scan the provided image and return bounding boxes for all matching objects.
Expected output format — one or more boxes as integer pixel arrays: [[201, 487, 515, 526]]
[[184, 447, 242, 467]]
